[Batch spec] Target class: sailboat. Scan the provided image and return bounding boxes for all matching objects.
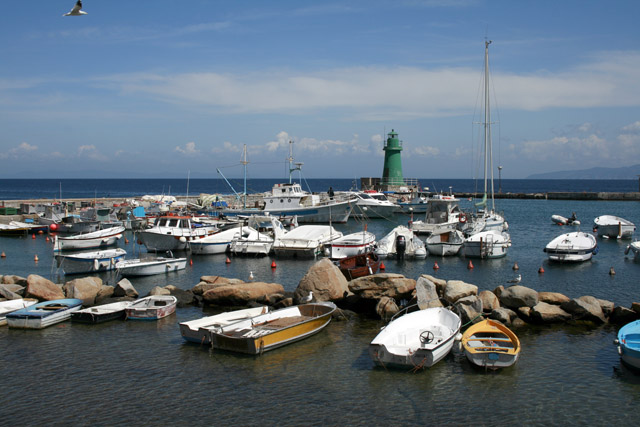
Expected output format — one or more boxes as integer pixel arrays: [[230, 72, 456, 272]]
[[463, 40, 511, 258]]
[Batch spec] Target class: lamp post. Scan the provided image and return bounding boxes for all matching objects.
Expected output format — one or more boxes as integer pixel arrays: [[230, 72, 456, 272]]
[[498, 166, 503, 194]]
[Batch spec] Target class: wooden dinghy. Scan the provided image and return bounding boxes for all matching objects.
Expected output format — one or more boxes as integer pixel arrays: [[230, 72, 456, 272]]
[[71, 301, 132, 324], [180, 306, 270, 344], [461, 319, 520, 369], [208, 302, 336, 354], [336, 251, 380, 280], [125, 295, 177, 320]]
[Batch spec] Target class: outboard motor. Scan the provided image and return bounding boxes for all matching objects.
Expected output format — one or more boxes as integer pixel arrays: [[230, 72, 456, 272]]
[[396, 235, 407, 260]]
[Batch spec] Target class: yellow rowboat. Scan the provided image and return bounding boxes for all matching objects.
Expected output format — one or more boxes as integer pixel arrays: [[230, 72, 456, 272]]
[[461, 319, 520, 369], [208, 302, 336, 355]]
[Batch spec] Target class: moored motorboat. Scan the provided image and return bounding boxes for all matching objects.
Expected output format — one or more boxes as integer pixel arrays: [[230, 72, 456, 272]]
[[426, 229, 464, 256], [208, 302, 336, 354], [551, 213, 580, 226], [614, 319, 640, 370], [625, 241, 640, 261], [593, 215, 636, 239], [189, 223, 245, 255], [138, 215, 218, 252], [125, 295, 177, 320], [272, 225, 342, 258], [461, 319, 520, 369], [463, 230, 511, 259], [6, 298, 83, 329], [369, 306, 461, 370], [410, 193, 465, 236], [71, 301, 132, 323], [0, 299, 38, 326], [348, 191, 399, 219], [336, 251, 380, 280], [374, 225, 426, 259], [115, 255, 187, 277], [56, 248, 127, 275], [228, 215, 288, 257], [180, 306, 270, 344], [544, 231, 598, 262], [53, 225, 125, 251], [327, 230, 376, 259]]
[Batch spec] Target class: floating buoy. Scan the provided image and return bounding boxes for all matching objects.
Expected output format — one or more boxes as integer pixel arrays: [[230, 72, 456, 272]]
[[271, 260, 277, 269], [38, 230, 44, 235], [32, 234, 36, 239], [45, 236, 50, 242], [467, 260, 474, 269], [49, 224, 58, 231], [1, 252, 5, 258], [609, 267, 615, 275], [538, 266, 545, 274], [189, 259, 193, 266], [433, 262, 439, 270], [125, 238, 129, 244], [380, 262, 386, 271], [512, 262, 519, 270], [225, 257, 231, 264], [34, 254, 39, 262]]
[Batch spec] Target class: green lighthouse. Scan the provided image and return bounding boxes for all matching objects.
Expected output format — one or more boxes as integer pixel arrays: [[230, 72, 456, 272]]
[[382, 129, 404, 186]]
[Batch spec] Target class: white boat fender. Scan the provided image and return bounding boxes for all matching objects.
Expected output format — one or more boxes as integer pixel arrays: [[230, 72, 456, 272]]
[[93, 259, 100, 271], [179, 236, 187, 243], [102, 238, 110, 244]]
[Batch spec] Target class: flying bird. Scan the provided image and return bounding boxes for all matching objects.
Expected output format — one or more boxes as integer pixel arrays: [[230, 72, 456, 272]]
[[507, 274, 522, 284], [63, 1, 87, 16]]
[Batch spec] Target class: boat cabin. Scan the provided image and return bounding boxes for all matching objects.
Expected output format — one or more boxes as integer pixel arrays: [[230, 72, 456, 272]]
[[264, 183, 318, 208]]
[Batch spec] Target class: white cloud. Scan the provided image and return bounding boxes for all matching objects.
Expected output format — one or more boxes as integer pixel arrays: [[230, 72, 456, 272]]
[[211, 141, 241, 154], [175, 141, 199, 155], [0, 142, 39, 159], [412, 146, 440, 156], [77, 145, 107, 161], [622, 121, 640, 132]]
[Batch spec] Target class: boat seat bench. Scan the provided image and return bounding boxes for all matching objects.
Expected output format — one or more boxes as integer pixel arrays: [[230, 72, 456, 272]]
[[466, 337, 512, 342]]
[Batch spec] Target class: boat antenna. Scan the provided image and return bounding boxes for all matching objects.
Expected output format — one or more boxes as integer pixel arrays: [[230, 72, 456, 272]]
[[186, 170, 190, 205], [241, 144, 249, 208], [287, 140, 303, 184]]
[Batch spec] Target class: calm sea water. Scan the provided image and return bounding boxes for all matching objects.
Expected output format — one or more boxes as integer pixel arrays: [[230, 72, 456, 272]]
[[1, 181, 640, 425]]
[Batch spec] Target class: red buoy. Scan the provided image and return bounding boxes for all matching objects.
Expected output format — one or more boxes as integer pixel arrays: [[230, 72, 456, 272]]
[[380, 262, 386, 271], [38, 230, 44, 235], [45, 236, 50, 242], [433, 262, 439, 270], [1, 252, 6, 258], [271, 260, 277, 269], [538, 266, 545, 274], [467, 260, 474, 269], [125, 238, 129, 244], [225, 257, 231, 264], [189, 259, 193, 266], [32, 234, 36, 239], [34, 254, 39, 262], [49, 224, 58, 231]]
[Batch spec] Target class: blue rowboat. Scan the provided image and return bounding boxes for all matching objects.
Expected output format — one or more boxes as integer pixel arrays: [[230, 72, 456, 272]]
[[6, 298, 83, 329], [615, 319, 640, 370]]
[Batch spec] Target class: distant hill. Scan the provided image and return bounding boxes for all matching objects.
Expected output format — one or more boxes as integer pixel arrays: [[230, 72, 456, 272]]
[[527, 164, 640, 179]]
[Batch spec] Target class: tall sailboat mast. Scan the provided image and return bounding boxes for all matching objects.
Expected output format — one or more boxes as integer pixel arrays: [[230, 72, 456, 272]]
[[241, 144, 248, 209], [483, 39, 496, 212]]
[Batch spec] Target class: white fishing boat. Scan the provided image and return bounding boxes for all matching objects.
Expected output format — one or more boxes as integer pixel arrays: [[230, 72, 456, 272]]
[[0, 299, 37, 326], [369, 306, 462, 370], [180, 306, 270, 344], [125, 295, 177, 320], [544, 231, 598, 262], [624, 241, 640, 261], [327, 230, 377, 259], [551, 213, 580, 226], [138, 215, 218, 252], [348, 191, 399, 219], [208, 302, 336, 354], [115, 255, 187, 277], [57, 248, 127, 275], [189, 224, 245, 255], [6, 298, 83, 329], [229, 215, 288, 257], [71, 301, 132, 324], [593, 215, 636, 239], [272, 225, 343, 258], [374, 225, 427, 259], [463, 229, 511, 259], [410, 193, 465, 236], [426, 229, 465, 256], [396, 191, 430, 214], [53, 226, 125, 251]]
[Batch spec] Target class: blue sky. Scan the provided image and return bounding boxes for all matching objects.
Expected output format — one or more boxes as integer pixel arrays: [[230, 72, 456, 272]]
[[1, 0, 640, 180]]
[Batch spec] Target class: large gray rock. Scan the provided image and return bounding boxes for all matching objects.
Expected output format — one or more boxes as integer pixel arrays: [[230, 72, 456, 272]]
[[113, 278, 139, 298], [295, 258, 350, 303], [0, 285, 21, 300], [194, 276, 245, 295], [415, 275, 442, 309], [202, 281, 285, 306], [561, 296, 606, 324], [63, 277, 102, 306], [149, 286, 170, 296], [95, 285, 115, 305], [419, 274, 447, 297], [538, 291, 570, 305], [165, 285, 195, 307], [530, 302, 572, 324], [443, 280, 478, 304], [597, 299, 614, 317], [479, 290, 500, 313], [376, 296, 399, 320], [348, 273, 415, 300], [454, 295, 483, 325], [25, 274, 65, 301], [632, 302, 640, 314], [489, 307, 517, 324], [0, 284, 24, 296], [500, 285, 539, 309], [2, 275, 27, 286], [609, 306, 639, 325]]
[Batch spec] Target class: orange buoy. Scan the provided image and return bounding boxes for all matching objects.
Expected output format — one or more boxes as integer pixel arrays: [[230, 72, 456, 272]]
[[125, 238, 129, 244], [225, 257, 231, 264], [512, 262, 519, 270], [271, 260, 277, 269], [1, 252, 6, 258], [433, 262, 439, 270], [189, 259, 193, 266], [538, 266, 545, 274], [609, 267, 615, 275], [467, 260, 474, 269], [380, 262, 386, 271], [34, 254, 39, 262], [32, 234, 36, 239], [45, 236, 50, 242], [38, 230, 44, 235]]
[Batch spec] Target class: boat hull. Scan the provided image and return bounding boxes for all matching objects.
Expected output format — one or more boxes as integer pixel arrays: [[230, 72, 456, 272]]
[[209, 302, 336, 354], [116, 258, 187, 277], [125, 296, 177, 320], [53, 226, 125, 251], [594, 215, 636, 239], [180, 307, 270, 344], [223, 201, 353, 224], [616, 320, 640, 370], [461, 319, 520, 369], [544, 232, 597, 263], [58, 249, 127, 275], [463, 231, 511, 259], [426, 230, 464, 256], [337, 252, 380, 281], [6, 299, 83, 329], [0, 299, 38, 326], [71, 302, 131, 324]]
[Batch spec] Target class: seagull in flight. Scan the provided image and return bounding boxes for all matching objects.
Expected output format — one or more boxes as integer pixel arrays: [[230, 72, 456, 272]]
[[507, 274, 522, 284], [63, 1, 87, 16]]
